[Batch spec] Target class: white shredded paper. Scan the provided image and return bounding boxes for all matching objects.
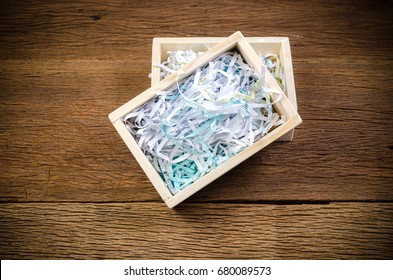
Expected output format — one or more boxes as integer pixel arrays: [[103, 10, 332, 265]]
[[125, 51, 283, 194], [154, 46, 285, 90]]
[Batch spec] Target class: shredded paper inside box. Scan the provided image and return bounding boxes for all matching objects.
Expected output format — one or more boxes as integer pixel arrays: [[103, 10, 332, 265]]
[[123, 51, 283, 195], [155, 46, 285, 90]]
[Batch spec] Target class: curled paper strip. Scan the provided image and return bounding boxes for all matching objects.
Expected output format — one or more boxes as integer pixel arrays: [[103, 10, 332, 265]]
[[126, 51, 283, 194]]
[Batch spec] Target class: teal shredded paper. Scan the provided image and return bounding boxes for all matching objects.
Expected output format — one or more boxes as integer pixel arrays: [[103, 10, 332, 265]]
[[124, 51, 283, 195]]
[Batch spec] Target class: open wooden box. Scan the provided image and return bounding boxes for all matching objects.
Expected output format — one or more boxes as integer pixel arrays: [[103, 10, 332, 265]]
[[151, 37, 297, 141], [109, 32, 302, 208]]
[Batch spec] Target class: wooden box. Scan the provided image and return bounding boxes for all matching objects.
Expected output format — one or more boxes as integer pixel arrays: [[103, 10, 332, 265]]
[[151, 37, 297, 141], [109, 32, 302, 208]]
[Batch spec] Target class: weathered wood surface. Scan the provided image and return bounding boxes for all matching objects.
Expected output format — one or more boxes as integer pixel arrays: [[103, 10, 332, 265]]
[[0, 203, 392, 259], [0, 0, 392, 259]]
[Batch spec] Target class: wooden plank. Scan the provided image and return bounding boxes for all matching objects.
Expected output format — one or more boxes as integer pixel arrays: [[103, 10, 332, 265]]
[[0, 202, 392, 259], [1, 59, 392, 202], [0, 0, 392, 60]]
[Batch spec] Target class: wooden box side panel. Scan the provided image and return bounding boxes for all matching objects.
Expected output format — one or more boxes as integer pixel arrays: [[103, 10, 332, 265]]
[[280, 38, 297, 111], [250, 38, 295, 141]]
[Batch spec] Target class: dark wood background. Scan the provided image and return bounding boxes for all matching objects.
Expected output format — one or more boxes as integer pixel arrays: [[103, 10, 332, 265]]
[[1, 0, 392, 259]]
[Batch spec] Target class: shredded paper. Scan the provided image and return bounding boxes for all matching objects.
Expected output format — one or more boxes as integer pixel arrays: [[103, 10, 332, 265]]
[[124, 51, 283, 194], [156, 47, 285, 90], [262, 53, 284, 89]]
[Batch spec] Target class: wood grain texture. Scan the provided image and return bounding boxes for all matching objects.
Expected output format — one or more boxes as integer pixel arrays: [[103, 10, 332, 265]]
[[0, 0, 393, 259], [1, 0, 392, 203], [0, 202, 392, 259]]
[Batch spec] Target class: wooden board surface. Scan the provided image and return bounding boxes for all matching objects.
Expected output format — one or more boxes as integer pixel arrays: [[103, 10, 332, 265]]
[[0, 0, 392, 259], [1, 203, 392, 259]]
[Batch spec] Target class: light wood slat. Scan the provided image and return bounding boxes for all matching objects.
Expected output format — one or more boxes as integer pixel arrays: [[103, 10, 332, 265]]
[[0, 203, 392, 259]]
